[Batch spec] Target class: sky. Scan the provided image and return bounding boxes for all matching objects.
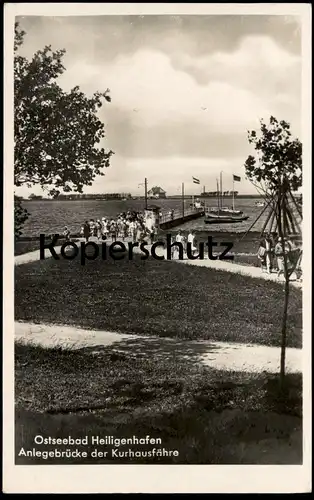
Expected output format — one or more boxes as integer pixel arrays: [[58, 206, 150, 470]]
[[15, 14, 302, 197]]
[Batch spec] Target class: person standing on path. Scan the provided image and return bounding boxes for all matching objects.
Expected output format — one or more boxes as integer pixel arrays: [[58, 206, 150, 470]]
[[265, 233, 272, 274], [274, 237, 291, 279], [96, 220, 102, 240], [110, 220, 117, 242], [150, 225, 158, 244], [123, 219, 129, 240], [83, 221, 91, 243], [257, 239, 267, 272], [89, 219, 96, 238], [63, 226, 71, 242], [101, 218, 108, 240], [188, 231, 198, 257], [172, 230, 184, 260]]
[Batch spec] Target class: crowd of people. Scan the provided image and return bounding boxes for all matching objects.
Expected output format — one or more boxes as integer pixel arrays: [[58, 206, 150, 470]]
[[64, 210, 159, 244], [61, 211, 198, 259], [257, 233, 302, 281]]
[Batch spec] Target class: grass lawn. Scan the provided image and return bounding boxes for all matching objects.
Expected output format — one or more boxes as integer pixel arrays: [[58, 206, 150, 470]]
[[234, 254, 260, 268], [15, 240, 42, 256], [15, 341, 302, 465], [15, 250, 302, 348], [15, 238, 80, 256]]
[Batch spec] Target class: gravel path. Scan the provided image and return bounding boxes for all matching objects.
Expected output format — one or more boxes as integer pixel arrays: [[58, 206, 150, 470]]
[[177, 257, 302, 287], [15, 240, 302, 288], [15, 321, 302, 374]]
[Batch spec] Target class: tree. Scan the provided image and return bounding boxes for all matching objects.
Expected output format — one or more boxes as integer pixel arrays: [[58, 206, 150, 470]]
[[14, 195, 30, 239], [14, 22, 114, 234], [28, 193, 43, 200], [244, 116, 302, 386]]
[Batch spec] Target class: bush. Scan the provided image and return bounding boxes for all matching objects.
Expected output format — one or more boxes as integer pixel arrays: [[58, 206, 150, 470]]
[[14, 195, 29, 239]]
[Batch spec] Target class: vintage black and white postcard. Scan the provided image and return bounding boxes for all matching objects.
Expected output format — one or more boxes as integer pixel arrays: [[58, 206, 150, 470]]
[[3, 2, 312, 494]]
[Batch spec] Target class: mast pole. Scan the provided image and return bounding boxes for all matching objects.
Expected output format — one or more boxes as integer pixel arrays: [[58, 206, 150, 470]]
[[232, 176, 235, 211], [216, 179, 220, 212], [144, 177, 148, 209]]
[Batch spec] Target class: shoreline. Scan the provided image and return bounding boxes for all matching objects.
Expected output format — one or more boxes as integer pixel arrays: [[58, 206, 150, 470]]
[[18, 195, 267, 202], [16, 230, 264, 242]]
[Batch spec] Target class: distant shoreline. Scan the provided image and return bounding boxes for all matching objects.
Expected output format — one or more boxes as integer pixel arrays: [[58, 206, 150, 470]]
[[20, 194, 266, 202]]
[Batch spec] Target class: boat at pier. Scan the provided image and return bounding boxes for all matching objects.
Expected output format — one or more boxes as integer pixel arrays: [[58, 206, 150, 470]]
[[207, 206, 243, 216], [204, 173, 248, 224], [204, 212, 249, 224]]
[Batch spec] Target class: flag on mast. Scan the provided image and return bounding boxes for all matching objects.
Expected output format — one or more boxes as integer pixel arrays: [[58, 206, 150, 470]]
[[192, 176, 200, 184], [233, 175, 241, 182]]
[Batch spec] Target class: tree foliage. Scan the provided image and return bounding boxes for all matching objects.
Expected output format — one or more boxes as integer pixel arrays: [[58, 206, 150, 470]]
[[244, 116, 302, 387], [14, 22, 114, 199], [14, 195, 30, 239], [244, 116, 302, 193]]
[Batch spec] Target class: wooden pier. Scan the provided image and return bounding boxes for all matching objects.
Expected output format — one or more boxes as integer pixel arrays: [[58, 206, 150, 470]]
[[159, 208, 205, 230], [16, 208, 205, 242]]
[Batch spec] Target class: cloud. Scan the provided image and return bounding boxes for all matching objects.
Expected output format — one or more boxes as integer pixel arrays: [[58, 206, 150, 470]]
[[16, 16, 302, 195], [173, 35, 301, 104], [60, 44, 279, 133]]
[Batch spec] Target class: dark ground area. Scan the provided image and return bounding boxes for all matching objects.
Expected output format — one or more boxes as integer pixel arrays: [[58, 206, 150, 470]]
[[15, 341, 302, 465]]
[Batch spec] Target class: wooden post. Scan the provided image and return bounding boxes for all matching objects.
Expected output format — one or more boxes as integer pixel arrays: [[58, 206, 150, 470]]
[[238, 196, 274, 242], [289, 190, 303, 219], [286, 190, 302, 234], [182, 182, 185, 218], [216, 179, 220, 211], [282, 192, 291, 235], [268, 203, 277, 234], [285, 196, 296, 234], [279, 181, 290, 387], [260, 205, 273, 237], [289, 191, 302, 233]]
